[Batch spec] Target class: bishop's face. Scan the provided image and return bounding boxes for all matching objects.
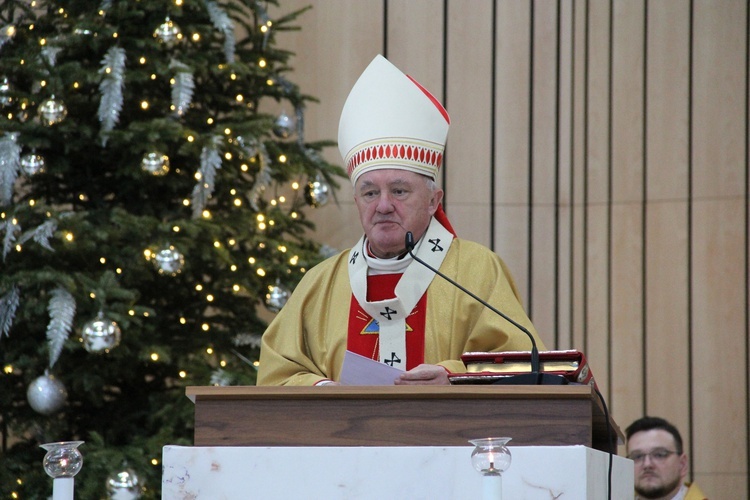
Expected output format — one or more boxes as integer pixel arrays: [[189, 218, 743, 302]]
[[354, 169, 443, 259]]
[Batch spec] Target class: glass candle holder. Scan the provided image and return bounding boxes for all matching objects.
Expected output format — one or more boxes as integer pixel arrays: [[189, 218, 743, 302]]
[[469, 437, 512, 475], [469, 437, 512, 500], [41, 441, 84, 478]]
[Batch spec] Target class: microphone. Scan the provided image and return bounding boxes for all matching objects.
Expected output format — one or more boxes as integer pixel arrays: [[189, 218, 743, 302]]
[[404, 231, 566, 385]]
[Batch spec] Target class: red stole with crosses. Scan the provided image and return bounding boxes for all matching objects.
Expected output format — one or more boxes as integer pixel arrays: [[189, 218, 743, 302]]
[[346, 216, 453, 370]]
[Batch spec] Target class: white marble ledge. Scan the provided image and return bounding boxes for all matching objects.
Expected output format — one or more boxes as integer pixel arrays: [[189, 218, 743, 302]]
[[162, 445, 633, 500]]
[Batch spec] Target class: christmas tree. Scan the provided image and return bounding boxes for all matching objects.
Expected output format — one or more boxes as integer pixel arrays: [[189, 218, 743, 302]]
[[0, 0, 343, 497]]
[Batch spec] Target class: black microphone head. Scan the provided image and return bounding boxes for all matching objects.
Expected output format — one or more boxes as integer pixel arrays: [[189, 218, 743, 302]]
[[404, 231, 415, 251]]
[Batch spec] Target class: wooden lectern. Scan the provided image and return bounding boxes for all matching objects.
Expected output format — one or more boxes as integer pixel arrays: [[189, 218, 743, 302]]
[[187, 385, 622, 453]]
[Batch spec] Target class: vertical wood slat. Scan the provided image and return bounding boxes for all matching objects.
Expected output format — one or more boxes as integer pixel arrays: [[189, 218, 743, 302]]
[[494, 1, 533, 308], [690, 1, 748, 496], [570, 0, 588, 354], [609, 0, 645, 421], [644, 0, 691, 447], [386, 0, 445, 87], [443, 0, 494, 247], [582, 0, 612, 400], [263, 1, 749, 496], [529, 0, 560, 347]]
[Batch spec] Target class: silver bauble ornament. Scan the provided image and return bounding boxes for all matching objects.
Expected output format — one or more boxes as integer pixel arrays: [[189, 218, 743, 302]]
[[153, 17, 182, 46], [265, 283, 290, 313], [81, 313, 122, 354], [141, 151, 170, 176], [272, 110, 296, 139], [27, 373, 67, 415], [0, 76, 12, 106], [107, 468, 141, 499], [153, 245, 185, 276], [20, 152, 46, 175], [304, 174, 331, 207], [38, 96, 67, 125]]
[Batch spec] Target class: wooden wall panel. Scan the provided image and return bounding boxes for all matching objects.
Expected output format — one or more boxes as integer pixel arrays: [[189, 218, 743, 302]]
[[690, 1, 748, 496], [570, 0, 588, 354], [609, 0, 645, 421], [644, 0, 691, 447], [645, 203, 690, 423], [691, 200, 747, 495], [444, 0, 494, 246], [386, 0, 445, 92], [264, 1, 749, 496], [528, 0, 560, 344], [583, 0, 612, 399], [493, 1, 532, 306]]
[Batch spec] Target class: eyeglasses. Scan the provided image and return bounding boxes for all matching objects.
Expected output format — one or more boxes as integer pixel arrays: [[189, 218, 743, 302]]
[[627, 448, 679, 464]]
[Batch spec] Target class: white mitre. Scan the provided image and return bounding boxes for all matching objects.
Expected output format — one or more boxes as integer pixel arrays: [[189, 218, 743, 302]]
[[338, 55, 451, 186]]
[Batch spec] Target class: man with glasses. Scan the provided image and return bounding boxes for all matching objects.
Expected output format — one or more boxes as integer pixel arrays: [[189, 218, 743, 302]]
[[625, 416, 708, 500]]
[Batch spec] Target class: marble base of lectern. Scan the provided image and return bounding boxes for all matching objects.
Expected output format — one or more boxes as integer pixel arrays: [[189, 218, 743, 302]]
[[162, 445, 633, 499]]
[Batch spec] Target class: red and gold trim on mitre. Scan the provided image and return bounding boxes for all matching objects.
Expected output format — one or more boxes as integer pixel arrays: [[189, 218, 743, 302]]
[[345, 137, 445, 182]]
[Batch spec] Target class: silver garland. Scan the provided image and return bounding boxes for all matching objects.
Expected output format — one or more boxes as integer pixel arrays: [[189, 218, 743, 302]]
[[295, 105, 306, 145], [41, 45, 62, 67], [254, 1, 271, 50], [18, 218, 57, 252], [1, 216, 19, 260], [237, 136, 272, 211], [97, 46, 127, 145], [0, 132, 21, 206], [204, 1, 235, 63], [191, 136, 222, 219], [0, 285, 20, 339], [169, 59, 195, 117], [46, 287, 76, 368]]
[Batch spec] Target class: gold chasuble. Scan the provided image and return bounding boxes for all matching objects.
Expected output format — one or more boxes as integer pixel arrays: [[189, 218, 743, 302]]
[[257, 222, 545, 386]]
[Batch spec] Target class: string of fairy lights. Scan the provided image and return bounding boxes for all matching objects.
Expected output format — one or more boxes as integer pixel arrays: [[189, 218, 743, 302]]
[[1, 1, 339, 496]]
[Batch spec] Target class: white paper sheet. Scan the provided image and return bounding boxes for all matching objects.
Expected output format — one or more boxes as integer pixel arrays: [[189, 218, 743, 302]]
[[339, 350, 404, 385]]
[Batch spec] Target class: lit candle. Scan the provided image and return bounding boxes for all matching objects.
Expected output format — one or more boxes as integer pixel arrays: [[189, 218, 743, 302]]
[[41, 441, 84, 500], [469, 437, 512, 500]]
